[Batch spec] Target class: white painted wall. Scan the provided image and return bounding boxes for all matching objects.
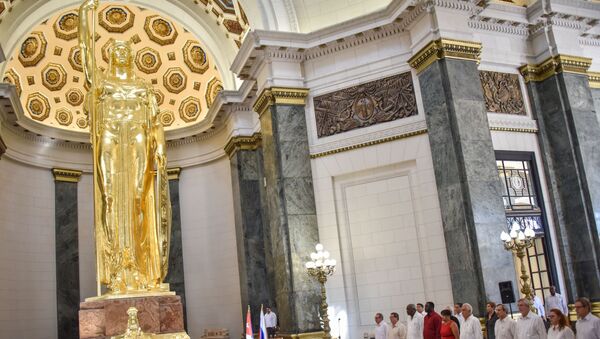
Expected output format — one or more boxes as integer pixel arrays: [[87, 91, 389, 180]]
[[292, 0, 392, 32], [311, 134, 453, 339], [179, 157, 243, 339], [0, 158, 57, 339]]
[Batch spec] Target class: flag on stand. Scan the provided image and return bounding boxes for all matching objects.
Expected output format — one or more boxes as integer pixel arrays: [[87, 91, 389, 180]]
[[259, 305, 268, 339], [245, 306, 253, 339]]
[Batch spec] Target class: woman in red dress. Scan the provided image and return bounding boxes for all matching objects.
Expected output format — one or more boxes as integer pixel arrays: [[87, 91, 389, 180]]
[[440, 309, 460, 339]]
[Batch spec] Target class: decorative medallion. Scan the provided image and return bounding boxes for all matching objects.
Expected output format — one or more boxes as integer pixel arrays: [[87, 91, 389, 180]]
[[135, 47, 162, 74], [54, 11, 79, 41], [56, 108, 73, 126], [183, 40, 209, 74], [144, 15, 178, 46], [42, 63, 67, 91], [54, 47, 63, 56], [163, 67, 187, 94], [3, 69, 22, 97], [313, 72, 418, 138], [66, 88, 84, 106], [153, 89, 164, 106], [479, 71, 526, 115], [76, 117, 89, 129], [205, 78, 223, 108], [193, 81, 201, 91], [159, 110, 175, 127], [99, 6, 135, 33], [167, 52, 175, 61], [19, 32, 47, 67], [179, 97, 202, 122], [27, 76, 35, 85], [223, 19, 243, 35], [54, 97, 61, 103], [131, 34, 141, 44], [68, 46, 83, 72], [26, 93, 51, 121]]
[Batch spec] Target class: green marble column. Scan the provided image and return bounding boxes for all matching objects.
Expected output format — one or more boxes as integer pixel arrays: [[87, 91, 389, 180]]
[[166, 168, 187, 329], [409, 39, 517, 313], [521, 56, 600, 301], [253, 88, 322, 336], [52, 168, 82, 339], [227, 135, 275, 332]]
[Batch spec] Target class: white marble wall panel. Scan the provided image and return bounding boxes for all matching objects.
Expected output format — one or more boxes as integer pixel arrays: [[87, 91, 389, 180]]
[[179, 157, 242, 339], [0, 158, 57, 339], [311, 134, 453, 339]]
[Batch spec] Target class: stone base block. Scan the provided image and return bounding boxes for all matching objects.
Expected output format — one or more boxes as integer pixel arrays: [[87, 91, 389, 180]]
[[79, 295, 185, 338]]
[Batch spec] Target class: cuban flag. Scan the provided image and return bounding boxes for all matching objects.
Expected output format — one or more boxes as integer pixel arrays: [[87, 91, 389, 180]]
[[246, 306, 253, 339], [259, 305, 268, 339]]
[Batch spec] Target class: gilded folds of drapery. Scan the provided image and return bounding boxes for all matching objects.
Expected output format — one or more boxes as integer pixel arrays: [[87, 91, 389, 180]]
[[79, 0, 171, 297]]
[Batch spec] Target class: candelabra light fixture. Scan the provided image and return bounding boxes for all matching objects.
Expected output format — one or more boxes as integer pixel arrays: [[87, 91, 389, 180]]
[[305, 243, 337, 339], [501, 222, 537, 309]]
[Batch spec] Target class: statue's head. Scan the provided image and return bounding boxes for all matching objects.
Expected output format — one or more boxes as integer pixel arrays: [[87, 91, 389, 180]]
[[108, 40, 133, 70]]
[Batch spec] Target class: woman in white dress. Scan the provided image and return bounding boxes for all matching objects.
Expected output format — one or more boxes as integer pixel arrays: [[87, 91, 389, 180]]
[[547, 309, 574, 339]]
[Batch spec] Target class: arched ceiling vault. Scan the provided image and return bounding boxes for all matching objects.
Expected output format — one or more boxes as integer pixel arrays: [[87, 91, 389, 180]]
[[0, 0, 255, 141]]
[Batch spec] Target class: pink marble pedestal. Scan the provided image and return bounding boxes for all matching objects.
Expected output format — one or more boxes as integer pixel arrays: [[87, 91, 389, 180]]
[[79, 295, 185, 338]]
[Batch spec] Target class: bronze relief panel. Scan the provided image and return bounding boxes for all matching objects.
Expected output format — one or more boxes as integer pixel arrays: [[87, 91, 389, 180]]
[[479, 71, 526, 115], [313, 72, 418, 138]]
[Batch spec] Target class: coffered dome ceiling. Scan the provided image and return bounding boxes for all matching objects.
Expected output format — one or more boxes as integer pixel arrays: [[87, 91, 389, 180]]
[[1, 2, 248, 134]]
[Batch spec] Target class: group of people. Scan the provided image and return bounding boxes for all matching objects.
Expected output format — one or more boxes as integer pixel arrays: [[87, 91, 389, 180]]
[[373, 295, 599, 339]]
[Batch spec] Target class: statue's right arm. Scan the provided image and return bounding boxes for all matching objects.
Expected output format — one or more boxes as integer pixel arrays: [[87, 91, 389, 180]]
[[78, 0, 98, 87]]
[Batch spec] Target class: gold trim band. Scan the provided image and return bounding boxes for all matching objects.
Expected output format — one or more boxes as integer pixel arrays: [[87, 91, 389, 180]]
[[589, 72, 600, 89], [167, 167, 181, 180], [253, 87, 310, 117], [310, 129, 428, 159], [224, 133, 262, 157], [520, 55, 592, 83], [489, 127, 538, 133], [52, 168, 82, 183], [408, 38, 482, 74]]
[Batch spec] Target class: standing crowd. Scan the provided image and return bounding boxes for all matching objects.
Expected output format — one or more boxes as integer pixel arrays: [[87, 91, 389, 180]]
[[373, 293, 599, 339]]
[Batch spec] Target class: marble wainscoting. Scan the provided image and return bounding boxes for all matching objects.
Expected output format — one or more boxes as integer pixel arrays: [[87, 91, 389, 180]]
[[416, 58, 517, 313], [260, 103, 322, 334], [53, 169, 82, 339], [526, 72, 600, 300]]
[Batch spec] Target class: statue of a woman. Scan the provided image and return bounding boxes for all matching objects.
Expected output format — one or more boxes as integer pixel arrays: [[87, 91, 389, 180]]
[[79, 0, 172, 297]]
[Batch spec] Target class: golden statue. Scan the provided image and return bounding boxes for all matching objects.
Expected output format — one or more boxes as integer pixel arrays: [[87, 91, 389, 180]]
[[79, 0, 172, 297]]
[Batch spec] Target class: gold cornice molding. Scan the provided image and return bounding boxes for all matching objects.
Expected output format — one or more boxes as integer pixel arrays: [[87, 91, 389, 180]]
[[253, 87, 310, 117], [519, 55, 592, 83], [52, 168, 82, 183], [408, 38, 482, 74], [589, 72, 600, 89], [310, 129, 428, 159], [224, 133, 262, 157], [167, 167, 181, 180]]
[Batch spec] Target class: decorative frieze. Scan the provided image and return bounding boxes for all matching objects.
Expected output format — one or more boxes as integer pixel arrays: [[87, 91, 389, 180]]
[[589, 72, 600, 89], [519, 55, 592, 83], [479, 71, 525, 115], [408, 38, 482, 74], [313, 72, 418, 138]]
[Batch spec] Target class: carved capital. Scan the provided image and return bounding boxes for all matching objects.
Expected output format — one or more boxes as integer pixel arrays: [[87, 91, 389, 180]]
[[52, 168, 82, 182], [519, 55, 592, 83], [253, 87, 309, 117], [167, 167, 181, 180], [589, 72, 600, 89], [224, 133, 262, 157], [408, 38, 482, 74]]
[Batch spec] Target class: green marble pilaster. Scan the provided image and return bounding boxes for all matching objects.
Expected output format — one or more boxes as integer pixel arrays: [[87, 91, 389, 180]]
[[411, 43, 517, 313], [52, 168, 82, 339], [524, 69, 600, 301], [229, 143, 275, 332], [255, 89, 321, 334], [166, 168, 187, 329]]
